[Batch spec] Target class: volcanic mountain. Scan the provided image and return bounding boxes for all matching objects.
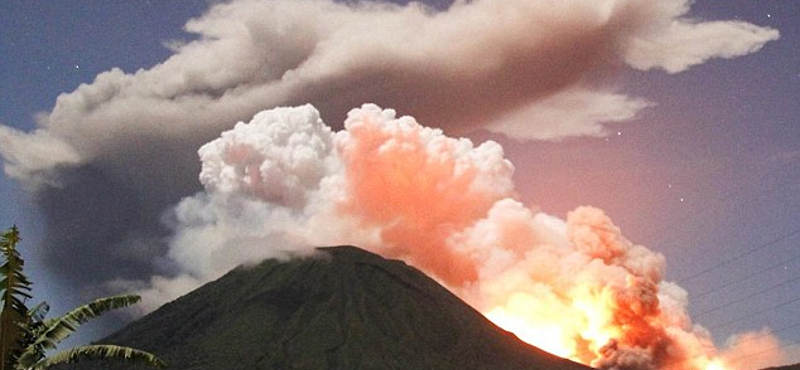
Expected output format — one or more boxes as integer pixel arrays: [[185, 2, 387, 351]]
[[764, 364, 800, 370], [78, 246, 595, 370]]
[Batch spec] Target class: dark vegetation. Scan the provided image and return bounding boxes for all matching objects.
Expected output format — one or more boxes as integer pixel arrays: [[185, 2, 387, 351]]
[[0, 226, 164, 370]]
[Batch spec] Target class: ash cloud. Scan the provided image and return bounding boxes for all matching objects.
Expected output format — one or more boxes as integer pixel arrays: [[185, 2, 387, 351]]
[[129, 103, 777, 370], [0, 0, 779, 358]]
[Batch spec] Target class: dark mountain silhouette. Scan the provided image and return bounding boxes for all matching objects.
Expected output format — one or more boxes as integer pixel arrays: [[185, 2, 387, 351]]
[[73, 246, 595, 370], [763, 364, 800, 370]]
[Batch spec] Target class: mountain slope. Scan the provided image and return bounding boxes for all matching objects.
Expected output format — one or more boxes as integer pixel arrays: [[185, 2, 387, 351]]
[[81, 246, 594, 370], [763, 365, 800, 370]]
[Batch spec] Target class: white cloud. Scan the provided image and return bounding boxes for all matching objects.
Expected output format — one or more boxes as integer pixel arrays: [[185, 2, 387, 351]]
[[487, 87, 654, 140], [623, 20, 780, 73], [0, 0, 779, 189], [0, 0, 781, 339]]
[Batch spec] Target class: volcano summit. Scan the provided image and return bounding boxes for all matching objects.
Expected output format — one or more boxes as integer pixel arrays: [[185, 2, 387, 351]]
[[78, 246, 594, 370]]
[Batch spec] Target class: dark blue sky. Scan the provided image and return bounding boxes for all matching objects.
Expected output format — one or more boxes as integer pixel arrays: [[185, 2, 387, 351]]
[[1, 0, 798, 365], [0, 0, 212, 348]]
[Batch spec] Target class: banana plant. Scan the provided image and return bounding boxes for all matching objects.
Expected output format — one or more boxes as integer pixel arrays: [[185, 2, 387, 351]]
[[0, 226, 30, 370], [0, 226, 165, 370]]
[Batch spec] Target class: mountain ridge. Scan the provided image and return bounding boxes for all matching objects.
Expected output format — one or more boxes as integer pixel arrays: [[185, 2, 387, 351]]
[[73, 245, 596, 370]]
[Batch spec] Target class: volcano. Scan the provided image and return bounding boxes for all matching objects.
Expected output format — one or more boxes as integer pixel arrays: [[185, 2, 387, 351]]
[[77, 246, 595, 370]]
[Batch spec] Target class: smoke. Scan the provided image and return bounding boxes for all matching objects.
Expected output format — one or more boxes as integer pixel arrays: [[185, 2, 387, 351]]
[[0, 0, 777, 293], [123, 103, 779, 370], [720, 329, 786, 370], [0, 0, 780, 368]]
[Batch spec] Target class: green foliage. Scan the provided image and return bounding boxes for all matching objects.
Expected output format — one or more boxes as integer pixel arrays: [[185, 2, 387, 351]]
[[0, 226, 166, 370], [16, 295, 147, 369], [26, 345, 165, 370], [0, 226, 30, 370]]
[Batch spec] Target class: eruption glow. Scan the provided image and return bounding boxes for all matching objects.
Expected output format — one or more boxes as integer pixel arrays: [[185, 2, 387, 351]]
[[131, 104, 783, 370], [0, 1, 785, 369]]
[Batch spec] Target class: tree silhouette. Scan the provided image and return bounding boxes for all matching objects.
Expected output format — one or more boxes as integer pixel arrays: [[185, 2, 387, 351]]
[[0, 226, 165, 370]]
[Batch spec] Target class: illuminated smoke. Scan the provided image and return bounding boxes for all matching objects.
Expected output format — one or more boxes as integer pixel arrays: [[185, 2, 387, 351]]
[[126, 104, 777, 370], [336, 106, 514, 285], [0, 0, 781, 368], [0, 0, 777, 307], [720, 329, 786, 370]]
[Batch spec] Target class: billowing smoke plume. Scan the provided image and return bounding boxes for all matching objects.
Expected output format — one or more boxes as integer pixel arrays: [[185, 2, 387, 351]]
[[0, 0, 780, 368], [125, 104, 779, 370], [0, 0, 777, 295]]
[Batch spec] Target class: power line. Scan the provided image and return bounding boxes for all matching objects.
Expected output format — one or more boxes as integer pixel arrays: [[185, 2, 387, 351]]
[[643, 161, 773, 242], [643, 162, 800, 362], [694, 272, 800, 319], [644, 159, 797, 257], [678, 227, 800, 284], [723, 336, 800, 365], [693, 249, 800, 300], [717, 321, 800, 349], [708, 295, 800, 331]]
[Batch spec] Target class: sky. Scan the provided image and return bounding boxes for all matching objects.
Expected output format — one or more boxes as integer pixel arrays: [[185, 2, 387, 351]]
[[0, 0, 799, 368]]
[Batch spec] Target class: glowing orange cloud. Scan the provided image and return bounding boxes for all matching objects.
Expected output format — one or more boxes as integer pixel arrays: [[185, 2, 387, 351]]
[[153, 104, 777, 370], [334, 105, 739, 370], [338, 108, 514, 285]]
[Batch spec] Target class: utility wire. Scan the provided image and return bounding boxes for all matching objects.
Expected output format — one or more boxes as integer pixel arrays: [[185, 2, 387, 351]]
[[643, 161, 775, 243], [717, 321, 800, 348], [645, 160, 796, 257], [708, 295, 800, 330], [693, 249, 800, 300], [723, 337, 800, 365], [694, 272, 800, 319], [646, 162, 800, 359], [678, 227, 800, 284]]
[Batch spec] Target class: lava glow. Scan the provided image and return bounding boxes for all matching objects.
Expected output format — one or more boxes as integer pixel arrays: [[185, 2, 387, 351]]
[[484, 293, 729, 370], [482, 287, 623, 363], [334, 105, 731, 370], [486, 306, 577, 359], [482, 277, 646, 367], [705, 359, 728, 370], [153, 104, 778, 370]]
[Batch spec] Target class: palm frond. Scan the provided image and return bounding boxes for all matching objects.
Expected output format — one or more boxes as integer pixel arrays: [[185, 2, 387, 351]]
[[17, 302, 50, 355], [0, 226, 31, 370], [16, 295, 141, 368], [28, 344, 165, 370], [48, 295, 139, 329], [24, 304, 48, 327], [0, 228, 159, 370]]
